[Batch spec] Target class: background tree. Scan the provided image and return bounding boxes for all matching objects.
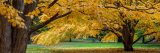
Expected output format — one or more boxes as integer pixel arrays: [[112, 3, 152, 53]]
[[98, 0, 160, 51]]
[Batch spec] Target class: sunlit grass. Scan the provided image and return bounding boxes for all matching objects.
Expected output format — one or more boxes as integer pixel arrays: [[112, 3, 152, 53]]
[[26, 42, 160, 53]]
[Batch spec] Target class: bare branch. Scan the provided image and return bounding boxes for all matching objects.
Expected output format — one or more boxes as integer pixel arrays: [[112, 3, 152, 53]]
[[103, 24, 122, 38], [48, 0, 58, 8], [56, 3, 62, 7], [29, 11, 72, 34], [144, 37, 155, 44], [133, 31, 157, 44], [110, 29, 121, 37], [143, 32, 157, 36]]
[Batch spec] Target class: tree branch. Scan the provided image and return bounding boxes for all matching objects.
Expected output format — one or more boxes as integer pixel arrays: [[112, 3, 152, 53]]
[[48, 0, 58, 8], [133, 31, 157, 44], [133, 20, 139, 27], [121, 4, 154, 11], [144, 37, 155, 44], [103, 5, 117, 9], [78, 11, 91, 15], [23, 0, 39, 15], [103, 1, 158, 13], [95, 26, 122, 38], [143, 32, 157, 36], [4, 0, 11, 5], [12, 0, 24, 12], [133, 35, 143, 44], [109, 29, 121, 37], [29, 11, 72, 35], [103, 3, 151, 11]]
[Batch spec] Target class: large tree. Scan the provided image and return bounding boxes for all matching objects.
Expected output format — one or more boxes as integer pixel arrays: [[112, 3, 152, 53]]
[[31, 0, 160, 51], [0, 0, 71, 53], [98, 0, 160, 51]]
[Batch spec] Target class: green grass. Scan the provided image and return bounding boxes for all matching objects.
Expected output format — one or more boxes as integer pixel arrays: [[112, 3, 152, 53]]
[[26, 42, 160, 53], [47, 42, 160, 48], [48, 42, 123, 48], [26, 44, 50, 53]]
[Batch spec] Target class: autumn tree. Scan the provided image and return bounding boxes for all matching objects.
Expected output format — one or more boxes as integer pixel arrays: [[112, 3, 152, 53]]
[[31, 0, 160, 51], [98, 0, 160, 51], [0, 0, 71, 53]]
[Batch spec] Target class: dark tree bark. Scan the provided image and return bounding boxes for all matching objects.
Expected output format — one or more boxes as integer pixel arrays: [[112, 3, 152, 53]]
[[118, 36, 123, 42], [11, 16, 30, 53], [0, 16, 12, 53], [121, 25, 134, 51], [142, 36, 145, 43], [123, 40, 133, 51], [0, 16, 29, 53], [10, 0, 30, 53], [69, 38, 72, 42], [120, 11, 135, 51], [105, 20, 134, 51], [11, 24, 29, 53], [118, 11, 134, 51], [122, 34, 134, 51]]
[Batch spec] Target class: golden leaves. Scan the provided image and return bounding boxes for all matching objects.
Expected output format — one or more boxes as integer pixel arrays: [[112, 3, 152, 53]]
[[31, 0, 160, 46], [32, 10, 105, 45], [153, 12, 160, 21], [39, 14, 50, 22], [25, 0, 34, 4], [101, 32, 117, 42], [32, 23, 75, 46], [27, 8, 40, 17], [0, 3, 25, 28]]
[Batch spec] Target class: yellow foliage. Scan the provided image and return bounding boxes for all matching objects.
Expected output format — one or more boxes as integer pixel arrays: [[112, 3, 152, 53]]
[[0, 3, 25, 28], [32, 24, 73, 46], [102, 32, 117, 42], [27, 8, 40, 17], [31, 0, 160, 45], [25, 0, 33, 4]]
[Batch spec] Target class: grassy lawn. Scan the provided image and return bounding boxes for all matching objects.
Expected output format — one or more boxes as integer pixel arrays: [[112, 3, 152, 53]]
[[26, 42, 160, 53]]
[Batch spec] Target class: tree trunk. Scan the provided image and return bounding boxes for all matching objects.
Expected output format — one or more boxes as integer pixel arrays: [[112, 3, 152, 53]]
[[122, 32, 134, 51], [69, 38, 72, 42], [122, 24, 134, 51], [142, 36, 145, 43], [122, 34, 134, 51], [118, 36, 122, 42], [11, 0, 30, 53], [11, 26, 29, 53], [0, 16, 29, 53], [123, 41, 133, 51], [0, 16, 12, 53]]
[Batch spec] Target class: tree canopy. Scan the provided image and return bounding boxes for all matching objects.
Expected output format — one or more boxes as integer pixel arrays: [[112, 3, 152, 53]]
[[31, 0, 160, 46], [1, 0, 160, 52]]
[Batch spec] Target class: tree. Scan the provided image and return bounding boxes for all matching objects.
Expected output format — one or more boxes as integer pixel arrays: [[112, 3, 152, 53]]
[[0, 0, 71, 53], [31, 0, 160, 51], [98, 0, 160, 51]]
